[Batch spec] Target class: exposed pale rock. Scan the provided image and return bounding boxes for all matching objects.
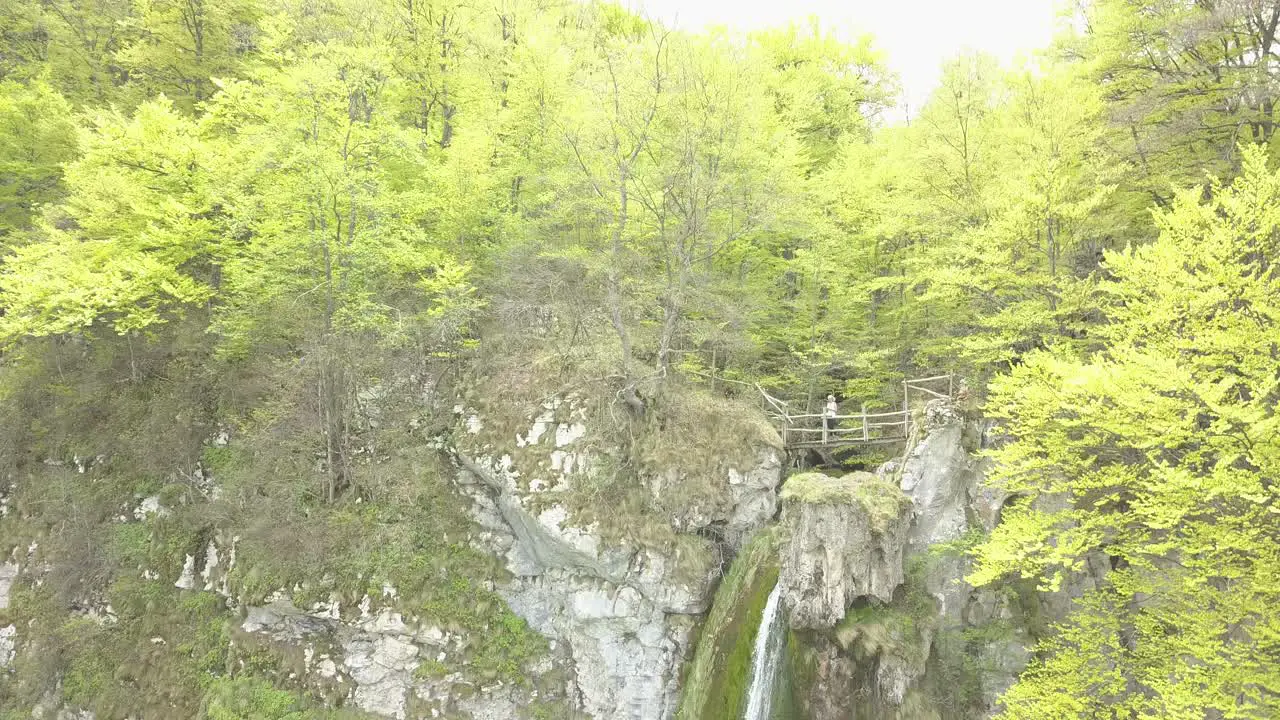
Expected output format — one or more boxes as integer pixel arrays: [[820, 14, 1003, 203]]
[[200, 542, 219, 590], [316, 657, 338, 679], [236, 600, 432, 718], [898, 420, 977, 623], [792, 418, 1053, 720], [416, 625, 446, 646], [310, 597, 341, 620], [452, 393, 783, 720], [628, 546, 716, 614], [0, 624, 15, 668], [0, 561, 17, 609], [726, 448, 783, 544], [554, 422, 586, 447], [779, 473, 913, 629], [174, 554, 197, 590], [344, 633, 420, 719], [899, 422, 972, 553], [457, 688, 525, 720], [502, 571, 692, 720], [457, 458, 630, 582], [133, 495, 168, 520], [241, 601, 335, 641], [360, 608, 410, 636]]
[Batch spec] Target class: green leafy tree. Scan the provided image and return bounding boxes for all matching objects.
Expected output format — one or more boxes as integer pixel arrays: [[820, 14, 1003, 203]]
[[971, 146, 1280, 718], [1076, 0, 1280, 218], [0, 80, 78, 239], [912, 60, 1115, 370], [0, 98, 220, 342], [115, 0, 264, 110], [753, 19, 893, 172], [0, 0, 138, 106]]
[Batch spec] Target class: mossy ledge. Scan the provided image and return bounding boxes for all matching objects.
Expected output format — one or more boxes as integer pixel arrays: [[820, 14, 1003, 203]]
[[675, 529, 780, 720], [781, 471, 912, 535]]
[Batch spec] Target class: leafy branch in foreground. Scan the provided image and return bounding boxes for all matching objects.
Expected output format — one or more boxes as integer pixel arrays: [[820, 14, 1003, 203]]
[[971, 146, 1280, 719]]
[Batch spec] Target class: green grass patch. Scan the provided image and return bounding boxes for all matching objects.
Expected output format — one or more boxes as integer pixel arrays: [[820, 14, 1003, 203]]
[[199, 676, 380, 719]]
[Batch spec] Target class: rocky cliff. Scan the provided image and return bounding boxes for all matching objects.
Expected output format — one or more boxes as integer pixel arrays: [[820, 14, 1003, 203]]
[[0, 372, 784, 720], [212, 388, 785, 720], [450, 391, 783, 719], [778, 472, 913, 629], [2, 374, 1101, 720], [775, 405, 1108, 720]]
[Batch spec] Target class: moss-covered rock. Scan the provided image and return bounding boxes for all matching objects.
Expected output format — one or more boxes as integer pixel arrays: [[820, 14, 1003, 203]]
[[675, 529, 780, 720], [778, 472, 913, 629], [781, 472, 912, 535]]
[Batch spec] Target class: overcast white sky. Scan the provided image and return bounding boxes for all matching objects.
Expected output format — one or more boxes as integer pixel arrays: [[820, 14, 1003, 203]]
[[626, 0, 1063, 119]]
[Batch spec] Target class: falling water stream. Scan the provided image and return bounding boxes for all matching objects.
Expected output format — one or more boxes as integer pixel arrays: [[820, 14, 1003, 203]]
[[743, 581, 785, 720]]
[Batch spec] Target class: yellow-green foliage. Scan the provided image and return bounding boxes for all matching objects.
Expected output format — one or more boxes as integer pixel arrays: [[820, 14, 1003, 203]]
[[781, 472, 911, 534], [676, 530, 780, 720], [2, 1, 1278, 718], [971, 148, 1280, 718]]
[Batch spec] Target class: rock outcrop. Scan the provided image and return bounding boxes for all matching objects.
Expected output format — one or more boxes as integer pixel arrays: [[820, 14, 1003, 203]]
[[899, 422, 973, 554], [452, 393, 784, 720], [229, 600, 552, 720], [786, 408, 1107, 720], [1, 561, 18, 671], [0, 560, 17, 610], [1, 382, 783, 720], [778, 472, 913, 629]]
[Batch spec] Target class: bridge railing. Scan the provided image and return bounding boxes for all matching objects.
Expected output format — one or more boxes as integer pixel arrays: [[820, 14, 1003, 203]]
[[760, 373, 956, 449]]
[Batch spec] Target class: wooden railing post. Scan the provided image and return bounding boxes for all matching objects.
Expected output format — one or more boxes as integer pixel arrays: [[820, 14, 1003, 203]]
[[902, 380, 909, 438], [861, 403, 868, 441]]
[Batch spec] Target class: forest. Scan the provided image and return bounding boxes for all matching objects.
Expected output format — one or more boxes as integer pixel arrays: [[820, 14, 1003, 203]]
[[0, 0, 1277, 718]]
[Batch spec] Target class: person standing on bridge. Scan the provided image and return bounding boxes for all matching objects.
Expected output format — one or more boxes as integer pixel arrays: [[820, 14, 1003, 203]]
[[824, 394, 839, 437]]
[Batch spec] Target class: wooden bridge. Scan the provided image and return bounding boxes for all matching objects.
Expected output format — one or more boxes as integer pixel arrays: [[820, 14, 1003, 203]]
[[758, 374, 956, 451]]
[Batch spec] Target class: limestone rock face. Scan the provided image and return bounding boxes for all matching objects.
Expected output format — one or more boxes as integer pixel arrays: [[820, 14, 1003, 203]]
[[233, 599, 548, 720], [1, 561, 17, 672], [899, 422, 972, 554], [726, 447, 784, 545], [344, 633, 421, 719], [0, 561, 17, 610], [0, 623, 15, 669], [786, 415, 1055, 720], [898, 419, 980, 627], [503, 571, 694, 719], [778, 473, 914, 630], [453, 394, 783, 720]]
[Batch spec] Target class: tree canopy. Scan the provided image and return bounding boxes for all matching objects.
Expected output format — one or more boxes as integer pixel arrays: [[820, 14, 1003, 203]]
[[2, 0, 1280, 717]]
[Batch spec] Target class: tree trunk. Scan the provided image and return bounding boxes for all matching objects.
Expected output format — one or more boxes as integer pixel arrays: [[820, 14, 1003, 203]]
[[608, 165, 644, 414]]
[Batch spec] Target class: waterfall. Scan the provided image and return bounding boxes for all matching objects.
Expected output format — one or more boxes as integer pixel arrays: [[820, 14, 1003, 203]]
[[743, 581, 785, 720]]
